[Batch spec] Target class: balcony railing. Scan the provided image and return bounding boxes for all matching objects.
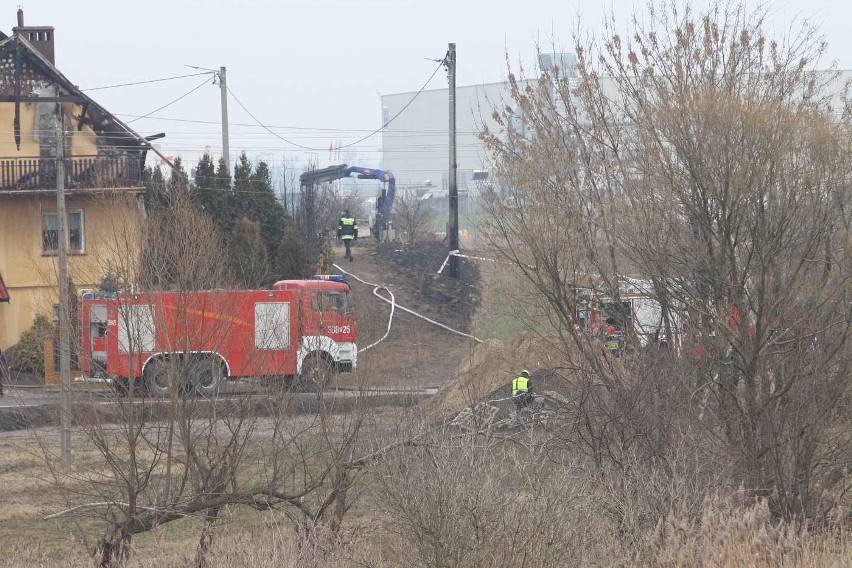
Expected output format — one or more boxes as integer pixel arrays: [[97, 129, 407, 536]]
[[0, 156, 144, 191]]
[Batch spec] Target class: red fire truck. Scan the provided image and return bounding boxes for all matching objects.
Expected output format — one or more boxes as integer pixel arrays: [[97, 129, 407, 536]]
[[79, 276, 357, 395]]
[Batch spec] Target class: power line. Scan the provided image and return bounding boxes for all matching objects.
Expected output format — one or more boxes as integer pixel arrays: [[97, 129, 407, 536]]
[[225, 58, 446, 152], [113, 112, 482, 135], [126, 76, 214, 124], [81, 72, 214, 91], [319, 57, 447, 150], [0, 127, 485, 144], [224, 85, 330, 151], [351, 58, 446, 148]]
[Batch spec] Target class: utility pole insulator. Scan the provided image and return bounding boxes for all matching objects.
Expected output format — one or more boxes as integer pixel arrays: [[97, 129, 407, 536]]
[[447, 43, 459, 278]]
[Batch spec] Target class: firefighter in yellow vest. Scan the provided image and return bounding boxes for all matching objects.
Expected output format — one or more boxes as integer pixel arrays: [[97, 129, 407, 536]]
[[512, 369, 532, 426], [337, 210, 358, 261]]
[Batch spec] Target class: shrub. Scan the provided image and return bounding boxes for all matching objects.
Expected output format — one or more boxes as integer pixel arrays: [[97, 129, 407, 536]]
[[276, 222, 312, 279], [10, 314, 55, 376]]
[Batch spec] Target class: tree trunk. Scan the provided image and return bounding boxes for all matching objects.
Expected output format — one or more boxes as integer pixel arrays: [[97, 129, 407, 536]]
[[98, 526, 131, 568], [331, 468, 350, 533], [195, 506, 221, 568]]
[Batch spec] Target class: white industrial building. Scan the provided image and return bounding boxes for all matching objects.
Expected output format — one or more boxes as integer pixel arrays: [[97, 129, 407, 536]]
[[381, 54, 852, 205], [380, 54, 576, 199], [380, 80, 509, 193]]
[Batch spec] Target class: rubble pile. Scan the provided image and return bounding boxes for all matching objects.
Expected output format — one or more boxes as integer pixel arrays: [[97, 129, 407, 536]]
[[429, 331, 577, 426]]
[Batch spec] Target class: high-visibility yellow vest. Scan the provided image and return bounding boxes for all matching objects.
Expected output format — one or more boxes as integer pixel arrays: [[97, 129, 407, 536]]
[[512, 376, 529, 397], [339, 217, 357, 240]]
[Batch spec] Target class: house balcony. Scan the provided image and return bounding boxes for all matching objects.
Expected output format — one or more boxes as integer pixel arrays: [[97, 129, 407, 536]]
[[0, 155, 144, 193]]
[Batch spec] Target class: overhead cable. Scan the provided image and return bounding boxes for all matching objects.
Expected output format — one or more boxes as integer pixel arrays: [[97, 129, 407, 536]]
[[113, 113, 481, 135], [226, 57, 446, 151], [81, 71, 214, 91], [126, 76, 213, 124]]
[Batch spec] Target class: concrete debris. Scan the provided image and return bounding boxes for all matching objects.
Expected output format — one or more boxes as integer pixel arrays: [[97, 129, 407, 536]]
[[429, 331, 571, 419], [449, 402, 500, 432]]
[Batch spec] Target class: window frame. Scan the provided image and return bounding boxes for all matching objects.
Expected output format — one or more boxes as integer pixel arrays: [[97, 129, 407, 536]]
[[310, 290, 353, 314], [42, 209, 85, 255]]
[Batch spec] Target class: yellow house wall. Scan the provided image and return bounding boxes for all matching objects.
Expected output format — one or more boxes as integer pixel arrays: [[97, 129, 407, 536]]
[[0, 192, 142, 349], [0, 101, 99, 158]]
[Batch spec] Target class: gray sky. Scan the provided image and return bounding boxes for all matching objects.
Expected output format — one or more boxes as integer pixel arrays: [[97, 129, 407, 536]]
[[15, 0, 850, 172]]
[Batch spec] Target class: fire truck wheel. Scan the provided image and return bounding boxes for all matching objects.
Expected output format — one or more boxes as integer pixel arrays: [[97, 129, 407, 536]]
[[299, 354, 334, 392], [144, 359, 175, 397], [188, 358, 224, 397]]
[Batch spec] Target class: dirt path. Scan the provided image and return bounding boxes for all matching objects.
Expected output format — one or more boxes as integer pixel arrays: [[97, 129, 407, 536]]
[[331, 240, 479, 389]]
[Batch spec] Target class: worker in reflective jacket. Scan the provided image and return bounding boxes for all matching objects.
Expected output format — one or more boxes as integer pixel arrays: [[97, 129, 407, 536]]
[[512, 369, 532, 426], [337, 210, 358, 262]]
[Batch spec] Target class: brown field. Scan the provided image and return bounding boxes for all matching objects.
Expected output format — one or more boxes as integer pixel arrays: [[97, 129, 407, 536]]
[[2, 240, 851, 566]]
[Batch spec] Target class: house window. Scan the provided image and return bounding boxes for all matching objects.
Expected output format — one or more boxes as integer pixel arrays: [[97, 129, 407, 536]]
[[42, 210, 84, 254]]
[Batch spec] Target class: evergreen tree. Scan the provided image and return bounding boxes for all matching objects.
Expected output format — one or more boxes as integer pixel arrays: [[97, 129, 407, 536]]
[[143, 164, 168, 209], [229, 216, 269, 288], [232, 152, 252, 198], [229, 152, 299, 278], [192, 152, 232, 224], [249, 160, 286, 261], [168, 157, 189, 196], [214, 157, 231, 194], [142, 151, 315, 288], [275, 220, 311, 279]]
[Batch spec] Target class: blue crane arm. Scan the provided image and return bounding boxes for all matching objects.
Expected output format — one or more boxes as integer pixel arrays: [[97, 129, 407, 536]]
[[299, 165, 395, 202], [299, 164, 396, 238], [345, 166, 396, 218]]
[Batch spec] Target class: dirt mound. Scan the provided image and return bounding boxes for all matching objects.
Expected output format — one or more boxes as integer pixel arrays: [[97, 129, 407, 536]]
[[429, 331, 572, 418]]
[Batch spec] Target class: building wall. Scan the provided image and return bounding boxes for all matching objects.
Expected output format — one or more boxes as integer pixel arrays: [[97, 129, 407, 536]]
[[381, 81, 514, 190], [381, 70, 852, 193], [0, 100, 99, 158], [0, 192, 143, 348]]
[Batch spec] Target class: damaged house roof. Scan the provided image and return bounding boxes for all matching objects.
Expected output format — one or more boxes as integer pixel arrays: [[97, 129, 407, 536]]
[[0, 31, 151, 157]]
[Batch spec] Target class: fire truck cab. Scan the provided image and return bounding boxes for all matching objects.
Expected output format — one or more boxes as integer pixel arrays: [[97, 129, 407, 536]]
[[573, 278, 681, 348], [80, 277, 357, 395]]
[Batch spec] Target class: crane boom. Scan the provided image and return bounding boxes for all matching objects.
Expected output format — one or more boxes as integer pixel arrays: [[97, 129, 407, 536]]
[[299, 164, 396, 239]]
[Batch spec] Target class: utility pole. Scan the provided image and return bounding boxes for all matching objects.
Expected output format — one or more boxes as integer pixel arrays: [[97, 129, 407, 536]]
[[446, 43, 459, 278], [219, 66, 230, 177], [55, 107, 71, 469]]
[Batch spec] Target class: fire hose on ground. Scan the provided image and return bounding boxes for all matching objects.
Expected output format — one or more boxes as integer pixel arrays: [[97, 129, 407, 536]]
[[332, 264, 483, 353]]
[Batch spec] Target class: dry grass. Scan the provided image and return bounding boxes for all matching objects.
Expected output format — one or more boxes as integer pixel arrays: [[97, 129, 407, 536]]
[[2, 413, 852, 566], [649, 498, 851, 567]]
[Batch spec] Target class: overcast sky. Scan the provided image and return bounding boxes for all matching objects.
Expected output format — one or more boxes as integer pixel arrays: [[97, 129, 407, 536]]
[[13, 0, 851, 172]]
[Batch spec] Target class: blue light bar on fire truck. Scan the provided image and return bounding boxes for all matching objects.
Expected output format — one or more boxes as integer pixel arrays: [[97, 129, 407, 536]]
[[312, 274, 348, 285]]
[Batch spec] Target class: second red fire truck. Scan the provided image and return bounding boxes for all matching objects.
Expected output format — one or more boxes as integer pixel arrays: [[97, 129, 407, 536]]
[[79, 276, 357, 395]]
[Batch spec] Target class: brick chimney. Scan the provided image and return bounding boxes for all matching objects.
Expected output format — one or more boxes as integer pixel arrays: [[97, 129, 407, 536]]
[[13, 8, 56, 64]]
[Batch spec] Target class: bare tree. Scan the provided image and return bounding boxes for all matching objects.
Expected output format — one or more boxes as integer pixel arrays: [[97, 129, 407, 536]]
[[480, 0, 852, 522], [37, 182, 372, 568], [394, 190, 438, 247], [278, 155, 300, 218], [371, 420, 623, 566]]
